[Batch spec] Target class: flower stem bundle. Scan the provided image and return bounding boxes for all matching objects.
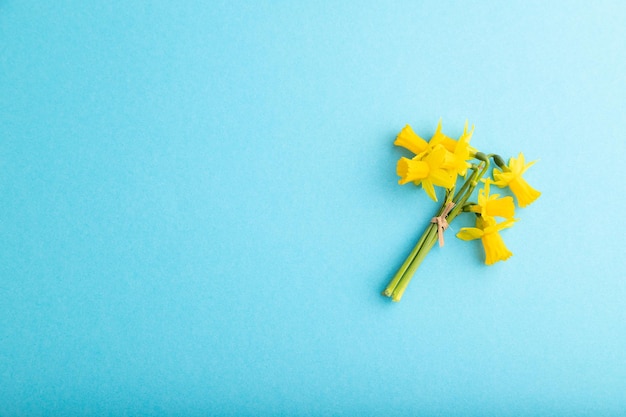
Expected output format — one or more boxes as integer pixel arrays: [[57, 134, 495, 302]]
[[382, 121, 540, 302]]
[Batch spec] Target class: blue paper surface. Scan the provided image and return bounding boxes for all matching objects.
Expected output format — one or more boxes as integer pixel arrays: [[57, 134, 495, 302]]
[[1, 1, 625, 415]]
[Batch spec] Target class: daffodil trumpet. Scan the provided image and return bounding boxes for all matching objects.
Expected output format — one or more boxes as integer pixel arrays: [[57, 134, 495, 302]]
[[383, 121, 540, 302]]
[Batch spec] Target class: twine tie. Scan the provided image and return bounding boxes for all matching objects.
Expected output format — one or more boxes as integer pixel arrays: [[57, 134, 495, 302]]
[[431, 201, 456, 247]]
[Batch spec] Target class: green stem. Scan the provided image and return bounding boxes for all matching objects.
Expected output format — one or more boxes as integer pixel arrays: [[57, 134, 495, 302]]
[[453, 167, 477, 202], [390, 225, 438, 301], [381, 223, 434, 297], [384, 158, 491, 302], [383, 189, 455, 297], [385, 189, 453, 300]]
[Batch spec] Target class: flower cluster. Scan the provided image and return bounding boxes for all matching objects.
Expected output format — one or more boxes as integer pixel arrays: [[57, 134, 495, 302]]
[[383, 120, 540, 302], [395, 121, 474, 201]]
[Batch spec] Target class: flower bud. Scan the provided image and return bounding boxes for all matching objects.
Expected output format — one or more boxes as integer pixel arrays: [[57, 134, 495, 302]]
[[492, 154, 507, 168], [474, 152, 488, 161]]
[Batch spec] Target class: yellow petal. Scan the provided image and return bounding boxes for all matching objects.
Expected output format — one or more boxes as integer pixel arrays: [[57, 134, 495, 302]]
[[442, 150, 470, 177], [421, 179, 438, 201], [429, 168, 456, 189], [509, 153, 537, 175], [483, 179, 491, 195], [492, 168, 514, 187], [476, 215, 496, 229], [456, 227, 484, 241], [394, 125, 429, 155], [493, 218, 517, 232], [429, 119, 457, 152], [509, 153, 525, 173], [459, 121, 475, 144], [424, 144, 447, 166]]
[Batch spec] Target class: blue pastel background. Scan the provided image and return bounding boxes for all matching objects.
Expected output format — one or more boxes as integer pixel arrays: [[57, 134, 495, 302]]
[[2, 1, 625, 415]]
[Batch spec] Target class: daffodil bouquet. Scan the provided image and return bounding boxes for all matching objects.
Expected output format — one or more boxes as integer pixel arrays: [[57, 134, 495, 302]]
[[383, 120, 540, 302]]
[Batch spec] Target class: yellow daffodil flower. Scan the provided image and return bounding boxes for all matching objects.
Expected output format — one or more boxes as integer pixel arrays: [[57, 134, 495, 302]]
[[385, 120, 541, 302], [397, 145, 456, 201], [394, 121, 476, 201], [395, 120, 475, 169], [493, 153, 541, 208], [394, 124, 429, 155], [456, 216, 517, 265], [468, 180, 515, 219]]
